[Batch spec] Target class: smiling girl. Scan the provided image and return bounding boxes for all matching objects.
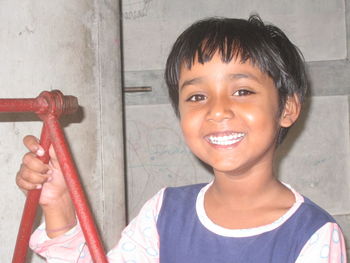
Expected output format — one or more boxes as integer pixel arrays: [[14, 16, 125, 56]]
[[17, 15, 346, 262]]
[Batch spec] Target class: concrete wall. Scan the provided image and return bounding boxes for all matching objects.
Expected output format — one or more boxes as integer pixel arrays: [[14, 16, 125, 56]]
[[122, 0, 350, 258], [0, 1, 125, 262]]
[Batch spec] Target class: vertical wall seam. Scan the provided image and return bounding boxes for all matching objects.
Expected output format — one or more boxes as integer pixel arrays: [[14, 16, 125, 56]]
[[345, 0, 350, 60], [96, 0, 106, 234]]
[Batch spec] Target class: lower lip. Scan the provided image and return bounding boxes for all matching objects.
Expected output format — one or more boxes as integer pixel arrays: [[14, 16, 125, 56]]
[[205, 137, 244, 149]]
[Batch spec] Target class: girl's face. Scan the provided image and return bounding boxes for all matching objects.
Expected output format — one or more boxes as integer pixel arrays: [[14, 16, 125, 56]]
[[178, 53, 294, 178]]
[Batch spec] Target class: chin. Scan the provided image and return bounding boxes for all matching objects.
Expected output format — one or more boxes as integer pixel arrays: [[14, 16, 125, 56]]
[[210, 162, 242, 175]]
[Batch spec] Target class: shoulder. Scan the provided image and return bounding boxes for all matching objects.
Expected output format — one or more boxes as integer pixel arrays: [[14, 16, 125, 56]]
[[283, 194, 340, 257], [297, 196, 336, 224], [285, 194, 337, 241], [131, 183, 209, 222], [164, 183, 208, 196], [157, 183, 209, 225], [284, 184, 335, 225], [161, 183, 209, 208]]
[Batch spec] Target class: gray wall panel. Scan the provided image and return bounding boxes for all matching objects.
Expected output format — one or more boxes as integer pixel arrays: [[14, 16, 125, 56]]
[[122, 0, 346, 71]]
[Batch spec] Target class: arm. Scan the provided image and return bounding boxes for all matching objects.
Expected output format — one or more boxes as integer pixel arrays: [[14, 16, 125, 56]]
[[295, 222, 347, 263], [18, 135, 164, 262], [29, 223, 88, 262], [29, 188, 165, 262]]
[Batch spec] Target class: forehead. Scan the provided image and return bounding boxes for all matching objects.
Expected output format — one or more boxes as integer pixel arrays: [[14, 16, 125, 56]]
[[179, 53, 273, 85]]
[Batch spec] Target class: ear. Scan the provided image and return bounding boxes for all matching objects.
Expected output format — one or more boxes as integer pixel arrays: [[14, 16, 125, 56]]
[[279, 94, 301, 128]]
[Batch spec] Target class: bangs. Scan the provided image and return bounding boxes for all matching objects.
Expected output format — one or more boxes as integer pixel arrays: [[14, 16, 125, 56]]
[[177, 18, 281, 79], [186, 37, 248, 67], [185, 39, 246, 70]]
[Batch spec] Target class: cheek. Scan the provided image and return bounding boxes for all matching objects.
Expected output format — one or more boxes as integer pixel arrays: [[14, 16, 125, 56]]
[[180, 113, 197, 135], [240, 103, 279, 130], [238, 103, 262, 122], [180, 110, 204, 144]]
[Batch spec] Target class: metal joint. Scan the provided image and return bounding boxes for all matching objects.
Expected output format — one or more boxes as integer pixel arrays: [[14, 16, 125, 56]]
[[35, 90, 79, 120]]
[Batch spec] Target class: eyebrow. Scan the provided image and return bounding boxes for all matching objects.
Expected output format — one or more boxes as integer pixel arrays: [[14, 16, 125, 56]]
[[180, 77, 204, 90], [180, 73, 261, 90], [227, 73, 260, 82]]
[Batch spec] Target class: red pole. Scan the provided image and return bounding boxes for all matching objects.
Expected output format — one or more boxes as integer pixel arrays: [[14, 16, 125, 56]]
[[0, 98, 48, 113], [45, 115, 108, 263], [0, 90, 108, 263], [12, 123, 51, 263]]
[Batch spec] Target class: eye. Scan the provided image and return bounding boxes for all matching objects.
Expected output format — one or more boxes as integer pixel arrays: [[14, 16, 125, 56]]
[[186, 94, 207, 102], [233, 89, 254, 96]]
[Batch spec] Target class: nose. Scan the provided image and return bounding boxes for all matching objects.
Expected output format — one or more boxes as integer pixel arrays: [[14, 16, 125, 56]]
[[206, 96, 234, 122]]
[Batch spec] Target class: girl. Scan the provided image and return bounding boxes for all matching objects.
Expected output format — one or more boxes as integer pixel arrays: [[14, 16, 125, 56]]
[[17, 15, 347, 262]]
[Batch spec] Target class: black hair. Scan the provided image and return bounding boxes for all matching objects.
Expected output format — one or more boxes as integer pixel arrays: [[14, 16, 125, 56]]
[[164, 15, 308, 145]]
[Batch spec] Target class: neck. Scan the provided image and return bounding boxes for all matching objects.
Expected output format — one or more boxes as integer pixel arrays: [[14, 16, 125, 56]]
[[209, 160, 283, 209]]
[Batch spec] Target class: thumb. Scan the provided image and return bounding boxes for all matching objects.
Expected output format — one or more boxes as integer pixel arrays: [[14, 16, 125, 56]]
[[48, 145, 61, 170]]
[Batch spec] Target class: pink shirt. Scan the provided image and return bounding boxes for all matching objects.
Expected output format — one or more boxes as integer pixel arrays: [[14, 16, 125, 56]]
[[30, 185, 347, 262]]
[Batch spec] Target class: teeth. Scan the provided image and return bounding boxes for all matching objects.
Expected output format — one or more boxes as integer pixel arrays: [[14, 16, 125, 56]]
[[208, 133, 245, 145]]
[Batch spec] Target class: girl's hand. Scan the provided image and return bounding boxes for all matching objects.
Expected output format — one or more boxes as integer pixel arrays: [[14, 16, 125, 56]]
[[16, 135, 69, 207], [17, 135, 76, 238]]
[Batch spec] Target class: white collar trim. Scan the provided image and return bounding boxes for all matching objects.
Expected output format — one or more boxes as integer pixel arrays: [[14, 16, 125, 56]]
[[195, 181, 304, 237]]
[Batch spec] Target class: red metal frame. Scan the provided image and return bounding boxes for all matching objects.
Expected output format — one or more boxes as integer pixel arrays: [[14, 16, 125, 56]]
[[0, 90, 108, 263]]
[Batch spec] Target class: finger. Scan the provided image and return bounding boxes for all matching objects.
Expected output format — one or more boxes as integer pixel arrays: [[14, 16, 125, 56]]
[[22, 152, 51, 173], [23, 135, 44, 156], [16, 171, 44, 190], [18, 164, 51, 184]]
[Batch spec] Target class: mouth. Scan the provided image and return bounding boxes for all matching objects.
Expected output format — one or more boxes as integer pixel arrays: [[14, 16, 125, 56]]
[[205, 132, 245, 146]]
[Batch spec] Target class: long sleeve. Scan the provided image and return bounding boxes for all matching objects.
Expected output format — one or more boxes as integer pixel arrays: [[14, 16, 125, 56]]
[[295, 222, 347, 263], [29, 188, 165, 263], [30, 223, 90, 263], [106, 188, 164, 262]]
